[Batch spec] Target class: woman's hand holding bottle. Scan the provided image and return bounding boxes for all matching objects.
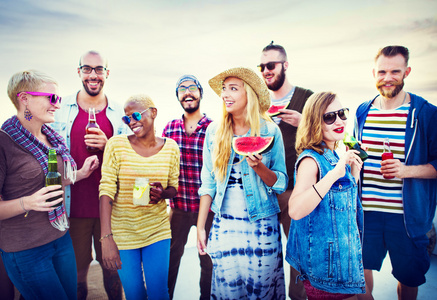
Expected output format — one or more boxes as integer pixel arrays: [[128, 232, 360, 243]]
[[24, 185, 64, 212], [332, 150, 363, 180]]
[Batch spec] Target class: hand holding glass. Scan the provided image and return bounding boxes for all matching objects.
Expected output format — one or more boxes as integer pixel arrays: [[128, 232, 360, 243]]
[[133, 178, 150, 206]]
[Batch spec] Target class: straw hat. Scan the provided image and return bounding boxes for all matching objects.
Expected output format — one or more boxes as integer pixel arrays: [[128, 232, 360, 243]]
[[208, 67, 271, 112]]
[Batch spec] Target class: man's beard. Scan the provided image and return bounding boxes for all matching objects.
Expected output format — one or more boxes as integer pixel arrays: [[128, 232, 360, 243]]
[[377, 77, 405, 99], [180, 94, 200, 113], [83, 80, 103, 96], [266, 66, 286, 91]]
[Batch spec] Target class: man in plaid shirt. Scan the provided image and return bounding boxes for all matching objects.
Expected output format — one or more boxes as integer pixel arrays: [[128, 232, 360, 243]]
[[163, 75, 214, 300]]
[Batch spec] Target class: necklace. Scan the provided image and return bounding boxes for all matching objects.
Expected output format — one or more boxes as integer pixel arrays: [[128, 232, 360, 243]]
[[380, 92, 407, 110], [184, 116, 201, 131]]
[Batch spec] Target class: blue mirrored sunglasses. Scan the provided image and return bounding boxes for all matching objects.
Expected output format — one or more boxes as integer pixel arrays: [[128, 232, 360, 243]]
[[122, 108, 153, 124]]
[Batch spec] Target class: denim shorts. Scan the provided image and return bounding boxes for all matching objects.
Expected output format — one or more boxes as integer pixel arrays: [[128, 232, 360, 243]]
[[362, 211, 430, 287]]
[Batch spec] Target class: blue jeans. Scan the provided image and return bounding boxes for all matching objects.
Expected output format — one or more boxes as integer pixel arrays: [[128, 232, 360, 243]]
[[0, 232, 77, 300], [118, 239, 170, 300]]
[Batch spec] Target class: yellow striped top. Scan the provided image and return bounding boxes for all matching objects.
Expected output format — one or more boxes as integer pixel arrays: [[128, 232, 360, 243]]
[[99, 135, 180, 250]]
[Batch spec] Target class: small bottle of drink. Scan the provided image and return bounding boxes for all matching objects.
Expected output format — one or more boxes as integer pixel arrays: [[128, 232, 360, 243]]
[[343, 132, 368, 162], [381, 138, 394, 179], [45, 149, 62, 207], [85, 107, 100, 152]]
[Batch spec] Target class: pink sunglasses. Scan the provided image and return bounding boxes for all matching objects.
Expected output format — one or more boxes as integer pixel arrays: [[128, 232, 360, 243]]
[[17, 92, 62, 106]]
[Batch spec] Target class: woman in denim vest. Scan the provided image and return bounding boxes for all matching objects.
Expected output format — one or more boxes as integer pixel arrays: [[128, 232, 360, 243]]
[[286, 92, 366, 299]]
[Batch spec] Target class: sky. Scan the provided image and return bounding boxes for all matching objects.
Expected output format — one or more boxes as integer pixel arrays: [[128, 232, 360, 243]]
[[1, 0, 436, 133]]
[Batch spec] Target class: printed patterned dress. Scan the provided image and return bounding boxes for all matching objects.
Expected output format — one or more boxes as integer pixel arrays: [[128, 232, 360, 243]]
[[207, 156, 285, 299]]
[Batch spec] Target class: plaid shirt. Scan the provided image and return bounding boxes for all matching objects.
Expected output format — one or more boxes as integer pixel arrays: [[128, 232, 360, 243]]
[[162, 114, 212, 212]]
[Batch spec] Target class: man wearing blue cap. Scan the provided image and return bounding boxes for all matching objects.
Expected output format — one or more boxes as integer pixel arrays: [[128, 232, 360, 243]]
[[163, 75, 214, 299]]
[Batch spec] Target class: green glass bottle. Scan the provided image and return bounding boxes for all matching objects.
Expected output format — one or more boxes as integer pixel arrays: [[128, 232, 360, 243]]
[[45, 149, 62, 207], [343, 132, 369, 162]]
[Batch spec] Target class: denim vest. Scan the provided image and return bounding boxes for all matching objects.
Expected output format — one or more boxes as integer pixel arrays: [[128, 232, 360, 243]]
[[198, 120, 288, 222], [285, 148, 365, 294]]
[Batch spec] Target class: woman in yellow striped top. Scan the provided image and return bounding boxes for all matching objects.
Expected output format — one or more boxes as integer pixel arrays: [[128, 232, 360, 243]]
[[99, 94, 180, 300]]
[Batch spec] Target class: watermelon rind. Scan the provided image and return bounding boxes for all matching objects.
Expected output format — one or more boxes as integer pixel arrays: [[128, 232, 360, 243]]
[[267, 104, 287, 116], [232, 136, 274, 156]]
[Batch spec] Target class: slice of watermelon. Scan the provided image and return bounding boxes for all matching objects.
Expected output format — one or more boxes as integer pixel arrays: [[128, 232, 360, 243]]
[[232, 136, 274, 156], [267, 104, 288, 116]]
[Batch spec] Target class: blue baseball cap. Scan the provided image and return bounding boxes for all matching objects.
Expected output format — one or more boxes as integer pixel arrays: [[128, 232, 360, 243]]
[[175, 74, 203, 99]]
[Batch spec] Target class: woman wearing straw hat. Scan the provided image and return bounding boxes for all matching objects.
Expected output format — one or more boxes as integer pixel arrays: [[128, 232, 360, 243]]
[[197, 67, 287, 299]]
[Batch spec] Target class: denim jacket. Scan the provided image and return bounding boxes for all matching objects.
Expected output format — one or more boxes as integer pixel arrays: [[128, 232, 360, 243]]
[[285, 148, 365, 294], [354, 93, 437, 239], [198, 119, 288, 222], [50, 92, 128, 215]]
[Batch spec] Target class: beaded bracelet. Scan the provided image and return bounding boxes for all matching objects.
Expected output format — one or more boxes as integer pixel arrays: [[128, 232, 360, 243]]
[[99, 233, 113, 242], [19, 197, 29, 217]]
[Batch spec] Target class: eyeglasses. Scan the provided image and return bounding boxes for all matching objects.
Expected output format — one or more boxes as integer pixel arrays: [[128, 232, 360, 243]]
[[323, 108, 349, 125], [257, 61, 285, 72], [17, 92, 62, 106], [122, 107, 153, 125], [79, 65, 107, 75], [177, 85, 198, 94]]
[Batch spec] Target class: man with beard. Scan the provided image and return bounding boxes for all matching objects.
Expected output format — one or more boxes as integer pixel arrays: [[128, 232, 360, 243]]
[[163, 75, 213, 300], [259, 42, 312, 300], [53, 50, 126, 300], [354, 45, 437, 300]]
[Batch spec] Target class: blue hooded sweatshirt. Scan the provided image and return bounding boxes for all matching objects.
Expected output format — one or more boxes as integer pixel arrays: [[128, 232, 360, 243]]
[[354, 93, 437, 239]]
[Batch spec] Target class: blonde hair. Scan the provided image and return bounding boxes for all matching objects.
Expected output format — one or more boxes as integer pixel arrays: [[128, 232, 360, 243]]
[[124, 94, 156, 110], [296, 91, 337, 155], [212, 80, 272, 182], [7, 70, 58, 109]]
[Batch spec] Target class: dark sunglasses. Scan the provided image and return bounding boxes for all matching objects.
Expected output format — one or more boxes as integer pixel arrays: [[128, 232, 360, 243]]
[[177, 85, 198, 94], [257, 61, 284, 72], [17, 92, 62, 106], [323, 108, 349, 125], [122, 107, 153, 125]]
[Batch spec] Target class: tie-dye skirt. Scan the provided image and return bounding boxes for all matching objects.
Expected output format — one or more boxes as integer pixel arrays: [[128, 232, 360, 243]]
[[207, 173, 285, 299]]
